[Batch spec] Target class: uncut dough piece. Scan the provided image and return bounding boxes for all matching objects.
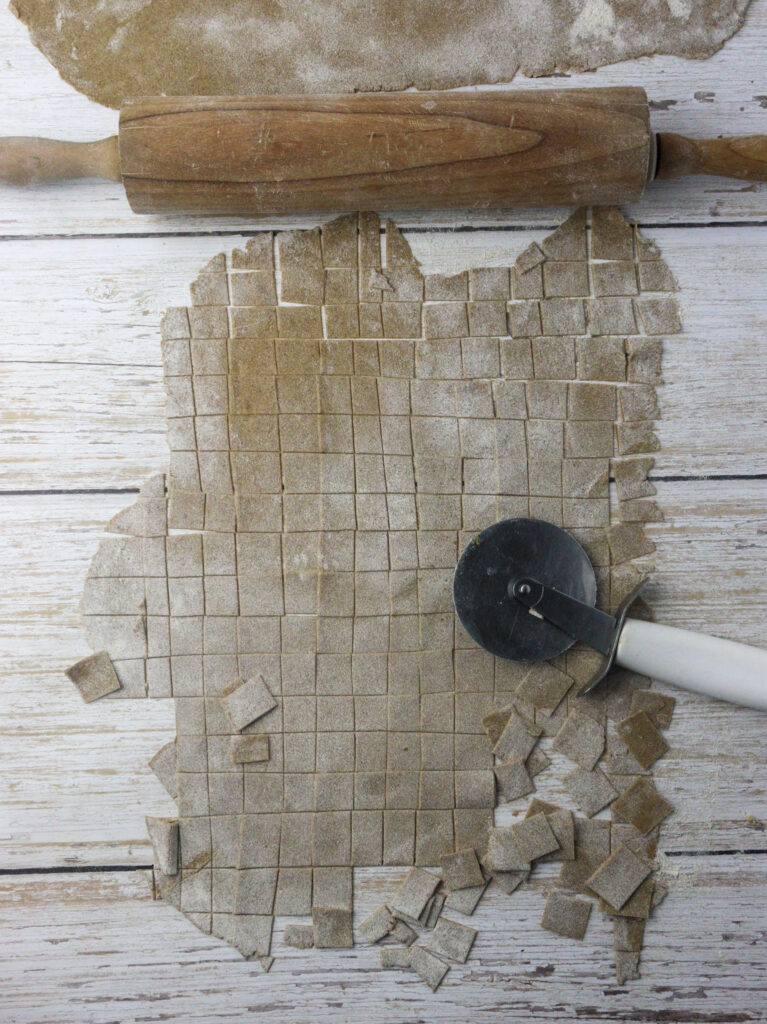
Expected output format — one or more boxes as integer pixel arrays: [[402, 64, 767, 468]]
[[12, 1, 750, 109]]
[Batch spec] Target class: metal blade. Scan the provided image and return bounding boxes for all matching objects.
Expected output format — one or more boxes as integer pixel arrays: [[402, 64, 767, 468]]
[[510, 577, 619, 656], [453, 517, 598, 662]]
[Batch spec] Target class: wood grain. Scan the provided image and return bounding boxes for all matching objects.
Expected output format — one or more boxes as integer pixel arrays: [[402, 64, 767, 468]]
[[118, 89, 652, 215], [2, 857, 767, 1023], [657, 131, 767, 182]]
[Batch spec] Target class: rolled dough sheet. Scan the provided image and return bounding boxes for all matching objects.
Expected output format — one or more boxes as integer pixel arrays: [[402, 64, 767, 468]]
[[11, 0, 750, 109], [72, 209, 679, 976]]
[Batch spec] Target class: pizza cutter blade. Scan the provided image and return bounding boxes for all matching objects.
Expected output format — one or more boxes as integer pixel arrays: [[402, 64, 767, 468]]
[[453, 517, 767, 712]]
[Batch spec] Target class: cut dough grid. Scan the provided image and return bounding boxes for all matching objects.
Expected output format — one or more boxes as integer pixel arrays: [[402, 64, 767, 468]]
[[69, 208, 679, 974]]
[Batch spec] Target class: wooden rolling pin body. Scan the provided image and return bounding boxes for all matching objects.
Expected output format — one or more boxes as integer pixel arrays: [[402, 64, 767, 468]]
[[117, 88, 653, 215], [2, 87, 767, 215]]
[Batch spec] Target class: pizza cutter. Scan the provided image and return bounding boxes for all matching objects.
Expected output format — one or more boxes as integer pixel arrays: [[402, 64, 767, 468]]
[[453, 517, 767, 711]]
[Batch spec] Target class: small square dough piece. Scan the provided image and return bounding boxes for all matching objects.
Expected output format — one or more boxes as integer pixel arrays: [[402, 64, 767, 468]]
[[221, 674, 277, 731], [391, 867, 440, 920], [527, 747, 551, 778], [487, 826, 529, 872], [494, 759, 535, 802], [380, 946, 413, 968], [359, 904, 394, 943], [539, 809, 576, 862], [541, 890, 592, 940], [558, 817, 611, 894], [489, 867, 530, 895], [599, 874, 654, 919], [515, 662, 572, 714], [564, 767, 618, 818], [493, 711, 542, 762], [424, 891, 446, 929], [510, 813, 560, 862], [231, 735, 270, 764], [482, 704, 514, 746], [612, 778, 673, 835], [312, 907, 354, 948], [585, 843, 653, 911], [423, 916, 477, 963], [284, 923, 314, 949], [390, 917, 418, 945], [629, 690, 676, 731], [66, 651, 121, 702], [443, 880, 488, 916], [440, 848, 484, 891], [616, 711, 669, 770], [409, 945, 451, 991], [552, 710, 605, 770]]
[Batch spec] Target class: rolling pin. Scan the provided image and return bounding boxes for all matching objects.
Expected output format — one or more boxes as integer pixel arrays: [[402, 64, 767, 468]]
[[1, 87, 766, 216]]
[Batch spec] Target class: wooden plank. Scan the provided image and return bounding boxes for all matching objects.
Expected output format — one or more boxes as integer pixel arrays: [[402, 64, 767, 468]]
[[2, 856, 766, 1022], [1, 225, 767, 487], [1, 483, 766, 868], [1, 3, 767, 234]]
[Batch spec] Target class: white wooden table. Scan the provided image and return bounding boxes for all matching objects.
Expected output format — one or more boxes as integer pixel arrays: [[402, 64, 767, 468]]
[[2, 6, 767, 1021]]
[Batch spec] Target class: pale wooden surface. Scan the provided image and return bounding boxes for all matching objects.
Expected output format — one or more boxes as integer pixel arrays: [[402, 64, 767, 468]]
[[1, 1, 767, 1020]]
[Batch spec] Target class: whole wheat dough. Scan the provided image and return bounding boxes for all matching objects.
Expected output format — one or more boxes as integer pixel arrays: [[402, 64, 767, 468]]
[[11, 0, 750, 109]]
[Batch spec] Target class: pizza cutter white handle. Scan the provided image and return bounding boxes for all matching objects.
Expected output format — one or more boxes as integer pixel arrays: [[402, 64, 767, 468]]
[[617, 618, 767, 711]]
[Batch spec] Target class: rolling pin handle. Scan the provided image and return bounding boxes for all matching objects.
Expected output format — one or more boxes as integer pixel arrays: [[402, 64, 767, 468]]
[[0, 135, 121, 185], [655, 131, 767, 183]]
